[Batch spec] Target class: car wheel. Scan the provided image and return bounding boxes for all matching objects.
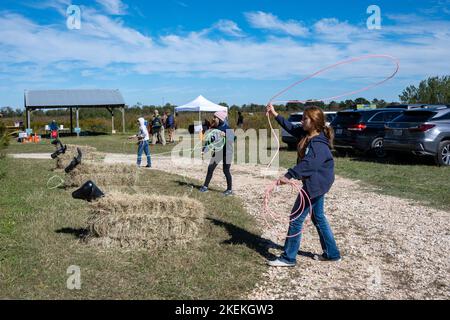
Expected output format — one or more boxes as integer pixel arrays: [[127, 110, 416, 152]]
[[436, 141, 450, 166], [371, 137, 387, 158], [334, 148, 348, 157], [287, 143, 297, 150]]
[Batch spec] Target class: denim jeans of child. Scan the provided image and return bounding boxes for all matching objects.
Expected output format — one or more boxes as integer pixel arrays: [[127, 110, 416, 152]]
[[137, 140, 151, 166], [281, 194, 341, 263]]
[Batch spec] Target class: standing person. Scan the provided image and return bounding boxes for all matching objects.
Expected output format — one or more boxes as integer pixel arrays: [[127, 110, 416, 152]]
[[165, 111, 175, 143], [266, 104, 341, 267], [199, 111, 234, 196], [161, 111, 167, 145], [202, 118, 211, 134], [129, 117, 151, 168], [49, 120, 59, 140], [237, 111, 244, 129], [151, 110, 166, 145]]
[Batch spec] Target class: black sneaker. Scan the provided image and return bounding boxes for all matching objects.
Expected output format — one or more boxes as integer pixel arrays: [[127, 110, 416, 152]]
[[223, 190, 233, 196]]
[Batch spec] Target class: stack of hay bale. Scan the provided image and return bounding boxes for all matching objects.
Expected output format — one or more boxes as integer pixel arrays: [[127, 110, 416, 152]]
[[55, 143, 205, 250], [87, 192, 205, 250], [56, 144, 104, 170], [64, 162, 138, 188]]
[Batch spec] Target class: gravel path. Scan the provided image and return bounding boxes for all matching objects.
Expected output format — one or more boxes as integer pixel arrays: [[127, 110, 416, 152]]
[[11, 152, 450, 299]]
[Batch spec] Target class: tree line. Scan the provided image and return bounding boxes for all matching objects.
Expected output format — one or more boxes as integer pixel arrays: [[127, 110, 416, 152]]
[[1, 76, 448, 119]]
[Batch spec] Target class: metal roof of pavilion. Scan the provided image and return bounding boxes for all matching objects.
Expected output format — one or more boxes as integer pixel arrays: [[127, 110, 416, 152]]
[[25, 89, 125, 109]]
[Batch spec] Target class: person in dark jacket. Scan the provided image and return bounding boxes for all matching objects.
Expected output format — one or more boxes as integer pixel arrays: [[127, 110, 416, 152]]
[[151, 110, 166, 145], [266, 104, 341, 267], [237, 111, 244, 128], [199, 110, 235, 196], [49, 120, 59, 139], [166, 112, 175, 143]]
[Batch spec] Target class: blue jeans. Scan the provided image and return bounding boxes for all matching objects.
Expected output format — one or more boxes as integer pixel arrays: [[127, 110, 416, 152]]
[[281, 194, 340, 263], [137, 140, 151, 166]]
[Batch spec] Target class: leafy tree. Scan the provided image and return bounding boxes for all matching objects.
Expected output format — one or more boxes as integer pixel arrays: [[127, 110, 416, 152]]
[[400, 76, 450, 104], [354, 97, 370, 105]]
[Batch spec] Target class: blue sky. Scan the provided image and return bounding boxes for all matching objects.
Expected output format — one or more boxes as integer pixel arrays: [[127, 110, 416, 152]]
[[1, 0, 450, 108]]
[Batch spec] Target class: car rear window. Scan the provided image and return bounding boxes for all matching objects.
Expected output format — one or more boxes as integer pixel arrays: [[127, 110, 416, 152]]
[[333, 112, 362, 125], [288, 114, 303, 122], [392, 111, 437, 123], [433, 111, 450, 121]]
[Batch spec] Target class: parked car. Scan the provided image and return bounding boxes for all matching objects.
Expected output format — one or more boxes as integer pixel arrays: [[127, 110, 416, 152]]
[[331, 108, 405, 157], [385, 104, 449, 110], [281, 112, 337, 149], [384, 106, 450, 166]]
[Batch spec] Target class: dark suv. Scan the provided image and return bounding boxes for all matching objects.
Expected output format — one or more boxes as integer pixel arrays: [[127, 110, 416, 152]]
[[384, 106, 450, 166], [331, 108, 404, 157]]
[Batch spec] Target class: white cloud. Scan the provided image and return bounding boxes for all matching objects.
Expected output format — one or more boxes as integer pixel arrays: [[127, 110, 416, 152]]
[[314, 18, 364, 43], [175, 1, 189, 8], [0, 9, 449, 90], [245, 11, 309, 37], [213, 20, 244, 37], [95, 0, 128, 15]]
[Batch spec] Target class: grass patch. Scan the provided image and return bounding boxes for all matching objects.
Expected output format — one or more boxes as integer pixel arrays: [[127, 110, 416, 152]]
[[7, 134, 449, 216], [333, 155, 450, 211], [0, 157, 265, 299], [6, 135, 174, 155], [279, 148, 450, 211]]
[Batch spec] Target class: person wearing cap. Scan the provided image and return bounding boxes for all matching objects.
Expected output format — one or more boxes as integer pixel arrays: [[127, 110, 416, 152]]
[[151, 110, 166, 145], [199, 110, 235, 196]]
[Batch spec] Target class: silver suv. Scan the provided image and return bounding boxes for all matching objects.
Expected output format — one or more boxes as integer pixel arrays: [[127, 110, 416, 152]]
[[384, 106, 450, 166]]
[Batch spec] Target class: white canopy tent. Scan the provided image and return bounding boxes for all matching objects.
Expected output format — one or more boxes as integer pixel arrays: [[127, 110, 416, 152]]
[[175, 95, 228, 113], [175, 95, 228, 132]]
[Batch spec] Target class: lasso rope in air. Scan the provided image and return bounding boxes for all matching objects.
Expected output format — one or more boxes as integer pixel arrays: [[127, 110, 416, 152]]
[[263, 54, 400, 237], [123, 129, 225, 193]]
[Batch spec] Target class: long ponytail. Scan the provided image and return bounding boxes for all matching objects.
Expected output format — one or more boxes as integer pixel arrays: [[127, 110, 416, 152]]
[[324, 125, 334, 150]]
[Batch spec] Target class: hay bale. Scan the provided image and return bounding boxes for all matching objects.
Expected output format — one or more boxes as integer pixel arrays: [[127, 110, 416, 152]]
[[87, 192, 205, 249], [65, 163, 138, 188], [55, 144, 104, 169]]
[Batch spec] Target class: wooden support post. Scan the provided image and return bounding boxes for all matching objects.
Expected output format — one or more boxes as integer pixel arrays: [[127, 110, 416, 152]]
[[111, 108, 115, 134], [26, 109, 31, 130], [70, 107, 73, 134], [121, 107, 126, 134], [76, 108, 80, 137]]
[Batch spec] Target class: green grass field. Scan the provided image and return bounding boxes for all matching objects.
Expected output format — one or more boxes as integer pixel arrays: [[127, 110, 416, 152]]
[[5, 134, 174, 155], [1, 133, 449, 299], [279, 149, 450, 211], [0, 156, 267, 299], [6, 134, 450, 211]]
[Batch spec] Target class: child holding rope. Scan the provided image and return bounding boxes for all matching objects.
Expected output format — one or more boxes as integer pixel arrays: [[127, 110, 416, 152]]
[[199, 111, 235, 196], [266, 104, 341, 267], [128, 117, 152, 168]]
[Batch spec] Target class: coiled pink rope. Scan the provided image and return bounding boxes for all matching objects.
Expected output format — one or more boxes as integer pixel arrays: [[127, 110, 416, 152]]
[[264, 179, 312, 238], [263, 54, 400, 236]]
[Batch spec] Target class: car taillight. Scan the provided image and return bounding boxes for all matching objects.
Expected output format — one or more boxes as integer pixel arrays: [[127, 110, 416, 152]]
[[348, 123, 367, 131], [409, 124, 436, 132]]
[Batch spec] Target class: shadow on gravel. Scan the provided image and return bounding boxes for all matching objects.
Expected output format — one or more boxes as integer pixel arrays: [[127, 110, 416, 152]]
[[208, 218, 316, 261]]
